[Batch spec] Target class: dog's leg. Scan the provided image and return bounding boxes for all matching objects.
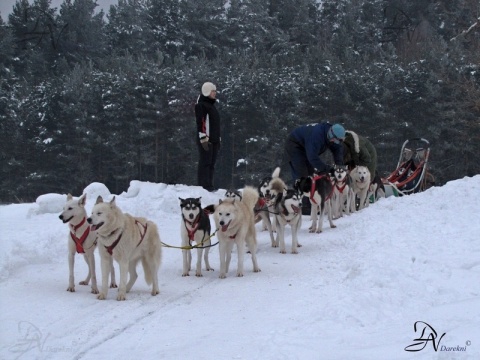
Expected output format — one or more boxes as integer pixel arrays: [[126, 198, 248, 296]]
[[97, 250, 111, 300], [116, 260, 129, 301], [204, 243, 213, 272], [182, 248, 190, 277], [87, 253, 99, 294], [109, 256, 118, 288], [67, 250, 75, 292], [291, 221, 301, 254], [327, 200, 336, 229], [126, 260, 138, 293], [277, 220, 287, 254], [344, 188, 351, 216], [235, 237, 245, 277], [80, 254, 91, 285], [317, 202, 325, 233], [309, 204, 318, 233], [218, 240, 229, 279], [262, 213, 275, 247], [195, 247, 204, 277], [358, 189, 367, 211]]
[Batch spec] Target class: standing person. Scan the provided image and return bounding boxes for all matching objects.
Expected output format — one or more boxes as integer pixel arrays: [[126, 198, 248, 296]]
[[196, 82, 221, 191], [285, 122, 346, 181]]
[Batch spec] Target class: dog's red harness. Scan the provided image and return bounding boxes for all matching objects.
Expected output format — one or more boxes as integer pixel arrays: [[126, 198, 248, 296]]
[[309, 175, 334, 204], [254, 197, 267, 215], [183, 215, 200, 241], [70, 217, 90, 254], [335, 179, 348, 193], [105, 220, 148, 255]]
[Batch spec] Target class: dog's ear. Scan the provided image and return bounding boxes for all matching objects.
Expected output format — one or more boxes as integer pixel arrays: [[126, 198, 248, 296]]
[[219, 199, 223, 204], [78, 193, 87, 207], [96, 196, 103, 204], [66, 193, 73, 201], [109, 196, 116, 207]]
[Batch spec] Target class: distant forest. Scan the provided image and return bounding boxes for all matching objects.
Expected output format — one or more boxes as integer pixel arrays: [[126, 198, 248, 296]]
[[1, 0, 479, 202]]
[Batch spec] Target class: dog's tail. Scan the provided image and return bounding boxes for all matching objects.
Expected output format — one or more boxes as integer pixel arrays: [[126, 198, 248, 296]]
[[143, 258, 153, 285], [242, 186, 259, 215], [271, 167, 281, 179], [142, 223, 162, 285]]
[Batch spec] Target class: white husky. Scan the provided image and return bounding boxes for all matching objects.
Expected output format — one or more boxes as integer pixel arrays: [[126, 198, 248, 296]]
[[59, 194, 116, 294], [213, 186, 261, 278], [351, 165, 371, 211], [88, 196, 162, 300]]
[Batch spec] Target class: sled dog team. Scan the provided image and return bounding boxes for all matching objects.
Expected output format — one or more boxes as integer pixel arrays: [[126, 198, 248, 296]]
[[59, 166, 383, 300]]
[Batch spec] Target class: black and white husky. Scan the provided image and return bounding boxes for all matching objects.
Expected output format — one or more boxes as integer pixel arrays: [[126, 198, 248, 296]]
[[331, 165, 353, 218], [295, 174, 336, 233], [179, 197, 213, 277], [272, 189, 303, 254]]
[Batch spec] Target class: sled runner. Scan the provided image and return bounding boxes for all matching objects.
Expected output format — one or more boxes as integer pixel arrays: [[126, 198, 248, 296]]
[[382, 138, 433, 197]]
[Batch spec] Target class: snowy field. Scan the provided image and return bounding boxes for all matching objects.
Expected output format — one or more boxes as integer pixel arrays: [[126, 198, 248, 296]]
[[1, 176, 479, 360]]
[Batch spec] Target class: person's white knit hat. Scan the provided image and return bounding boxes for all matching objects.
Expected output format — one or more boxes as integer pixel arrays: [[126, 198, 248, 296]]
[[201, 82, 216, 96]]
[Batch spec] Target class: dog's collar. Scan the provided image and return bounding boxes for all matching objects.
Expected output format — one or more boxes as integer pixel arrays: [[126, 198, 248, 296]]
[[70, 217, 87, 232]]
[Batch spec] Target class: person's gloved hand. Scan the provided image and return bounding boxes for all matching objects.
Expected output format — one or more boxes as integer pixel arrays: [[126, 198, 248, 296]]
[[200, 136, 210, 151]]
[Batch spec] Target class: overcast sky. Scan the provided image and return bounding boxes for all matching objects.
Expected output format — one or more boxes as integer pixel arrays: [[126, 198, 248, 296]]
[[1, 0, 115, 21]]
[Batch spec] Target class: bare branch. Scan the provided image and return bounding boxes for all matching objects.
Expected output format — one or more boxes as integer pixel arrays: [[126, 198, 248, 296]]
[[450, 17, 480, 42]]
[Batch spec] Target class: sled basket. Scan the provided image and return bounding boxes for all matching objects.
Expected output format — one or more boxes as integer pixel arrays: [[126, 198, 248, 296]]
[[382, 138, 432, 197]]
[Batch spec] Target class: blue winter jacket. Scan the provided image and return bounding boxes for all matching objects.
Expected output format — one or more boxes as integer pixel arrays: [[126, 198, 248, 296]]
[[289, 123, 344, 172]]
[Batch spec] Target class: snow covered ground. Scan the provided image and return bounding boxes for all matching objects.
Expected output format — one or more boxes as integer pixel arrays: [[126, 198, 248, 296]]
[[1, 176, 479, 360]]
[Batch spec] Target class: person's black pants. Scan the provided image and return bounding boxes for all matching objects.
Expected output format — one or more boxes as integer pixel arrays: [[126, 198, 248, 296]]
[[197, 141, 220, 191]]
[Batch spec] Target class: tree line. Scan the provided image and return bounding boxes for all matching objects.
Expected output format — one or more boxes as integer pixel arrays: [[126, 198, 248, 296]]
[[0, 0, 479, 202]]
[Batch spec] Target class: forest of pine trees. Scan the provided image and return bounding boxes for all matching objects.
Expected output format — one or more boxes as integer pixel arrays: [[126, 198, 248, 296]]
[[0, 0, 479, 202]]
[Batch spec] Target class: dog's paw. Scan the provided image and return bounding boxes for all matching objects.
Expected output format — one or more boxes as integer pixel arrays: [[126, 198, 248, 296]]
[[236, 273, 244, 277], [116, 293, 126, 301], [151, 289, 159, 296], [253, 268, 261, 273], [66, 286, 75, 292], [91, 288, 99, 294], [195, 273, 203, 277], [316, 230, 323, 233], [331, 224, 337, 228], [110, 282, 118, 288], [206, 267, 214, 271], [97, 293, 106, 300], [182, 273, 189, 277], [219, 273, 227, 279], [279, 250, 287, 254], [79, 280, 89, 285]]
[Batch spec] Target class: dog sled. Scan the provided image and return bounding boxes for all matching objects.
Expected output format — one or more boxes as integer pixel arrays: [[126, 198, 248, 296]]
[[382, 138, 433, 197]]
